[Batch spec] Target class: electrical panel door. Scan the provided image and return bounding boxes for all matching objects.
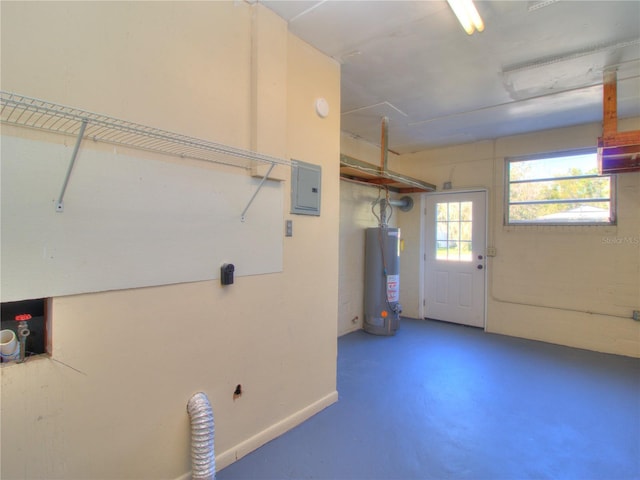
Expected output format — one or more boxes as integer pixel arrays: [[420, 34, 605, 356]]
[[291, 160, 321, 216]]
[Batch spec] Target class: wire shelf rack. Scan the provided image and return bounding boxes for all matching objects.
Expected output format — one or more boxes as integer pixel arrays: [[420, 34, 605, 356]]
[[0, 91, 291, 170], [1, 91, 291, 218]]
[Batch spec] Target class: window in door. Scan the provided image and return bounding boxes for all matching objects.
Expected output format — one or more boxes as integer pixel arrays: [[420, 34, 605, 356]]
[[436, 201, 473, 261]]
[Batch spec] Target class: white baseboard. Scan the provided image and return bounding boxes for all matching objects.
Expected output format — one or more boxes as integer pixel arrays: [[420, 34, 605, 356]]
[[175, 390, 338, 480], [216, 390, 338, 470]]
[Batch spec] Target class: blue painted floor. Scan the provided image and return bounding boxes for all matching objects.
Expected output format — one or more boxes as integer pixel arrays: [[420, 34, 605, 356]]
[[218, 318, 640, 480]]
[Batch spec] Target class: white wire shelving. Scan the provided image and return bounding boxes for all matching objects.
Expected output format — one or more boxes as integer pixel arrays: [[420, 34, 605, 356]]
[[0, 91, 291, 218]]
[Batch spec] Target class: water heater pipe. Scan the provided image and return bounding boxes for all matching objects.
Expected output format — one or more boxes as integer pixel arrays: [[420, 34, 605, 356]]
[[187, 392, 216, 480], [375, 196, 414, 212], [0, 329, 20, 362], [373, 195, 413, 228], [16, 321, 30, 363], [387, 196, 414, 212]]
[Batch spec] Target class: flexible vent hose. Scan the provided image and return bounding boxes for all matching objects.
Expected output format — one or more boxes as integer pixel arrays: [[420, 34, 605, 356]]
[[187, 392, 215, 480]]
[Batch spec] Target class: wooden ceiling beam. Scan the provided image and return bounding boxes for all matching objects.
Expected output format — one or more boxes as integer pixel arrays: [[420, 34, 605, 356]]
[[602, 69, 618, 136], [598, 69, 640, 174]]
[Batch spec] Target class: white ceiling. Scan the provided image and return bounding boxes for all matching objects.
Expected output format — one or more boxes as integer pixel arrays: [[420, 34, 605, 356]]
[[261, 0, 640, 154]]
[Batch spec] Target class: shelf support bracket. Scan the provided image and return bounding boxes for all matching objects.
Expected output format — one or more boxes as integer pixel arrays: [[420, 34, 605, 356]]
[[56, 119, 88, 212], [241, 163, 275, 222]]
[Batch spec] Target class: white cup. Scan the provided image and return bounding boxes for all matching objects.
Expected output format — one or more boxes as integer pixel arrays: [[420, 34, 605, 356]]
[[1, 329, 20, 362]]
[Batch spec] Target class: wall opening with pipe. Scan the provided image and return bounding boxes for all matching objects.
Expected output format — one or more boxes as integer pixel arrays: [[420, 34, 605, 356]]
[[1, 298, 49, 363]]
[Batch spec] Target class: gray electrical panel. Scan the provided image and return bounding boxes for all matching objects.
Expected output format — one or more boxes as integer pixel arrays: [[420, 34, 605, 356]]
[[291, 160, 321, 216]]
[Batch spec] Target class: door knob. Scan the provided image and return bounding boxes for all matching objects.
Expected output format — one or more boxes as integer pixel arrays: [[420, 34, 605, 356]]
[[477, 264, 483, 270]]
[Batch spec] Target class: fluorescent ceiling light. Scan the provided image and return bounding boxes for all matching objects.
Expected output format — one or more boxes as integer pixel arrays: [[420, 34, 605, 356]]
[[447, 0, 484, 35]]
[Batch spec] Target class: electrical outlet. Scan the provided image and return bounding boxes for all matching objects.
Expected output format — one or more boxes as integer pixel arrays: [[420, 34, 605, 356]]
[[633, 310, 640, 321], [487, 246, 497, 257]]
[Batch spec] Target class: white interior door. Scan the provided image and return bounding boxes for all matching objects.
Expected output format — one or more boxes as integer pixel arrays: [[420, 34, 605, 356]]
[[424, 191, 486, 328]]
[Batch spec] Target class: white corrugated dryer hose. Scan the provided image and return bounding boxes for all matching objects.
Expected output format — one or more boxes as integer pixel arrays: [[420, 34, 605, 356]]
[[187, 392, 215, 480]]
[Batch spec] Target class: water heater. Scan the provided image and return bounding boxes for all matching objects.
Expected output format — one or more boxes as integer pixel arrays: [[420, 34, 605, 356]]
[[364, 226, 401, 335]]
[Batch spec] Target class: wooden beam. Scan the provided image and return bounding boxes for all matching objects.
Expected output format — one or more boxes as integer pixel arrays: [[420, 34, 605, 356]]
[[599, 130, 640, 147], [597, 69, 640, 173], [398, 187, 427, 193], [602, 69, 618, 136], [380, 116, 389, 172], [340, 153, 436, 191], [368, 178, 397, 186]]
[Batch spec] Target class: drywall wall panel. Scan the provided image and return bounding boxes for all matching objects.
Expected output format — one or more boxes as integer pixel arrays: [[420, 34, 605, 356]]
[[1, 134, 283, 301], [0, 1, 286, 302]]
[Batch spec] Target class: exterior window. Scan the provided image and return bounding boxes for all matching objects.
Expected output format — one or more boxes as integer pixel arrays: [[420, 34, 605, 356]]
[[506, 150, 615, 225]]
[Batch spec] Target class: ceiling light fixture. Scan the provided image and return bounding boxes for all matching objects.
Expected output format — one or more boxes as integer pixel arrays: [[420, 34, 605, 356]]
[[447, 0, 484, 35]]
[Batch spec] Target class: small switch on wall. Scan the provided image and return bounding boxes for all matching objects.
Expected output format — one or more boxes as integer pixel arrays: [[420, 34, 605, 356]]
[[285, 220, 293, 237], [486, 247, 497, 257]]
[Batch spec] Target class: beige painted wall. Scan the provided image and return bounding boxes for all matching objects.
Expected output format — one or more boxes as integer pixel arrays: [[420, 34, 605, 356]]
[[1, 3, 340, 479], [392, 119, 640, 357], [396, 193, 425, 319]]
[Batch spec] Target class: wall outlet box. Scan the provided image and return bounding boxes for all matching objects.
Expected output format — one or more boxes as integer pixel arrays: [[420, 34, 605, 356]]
[[221, 263, 234, 285]]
